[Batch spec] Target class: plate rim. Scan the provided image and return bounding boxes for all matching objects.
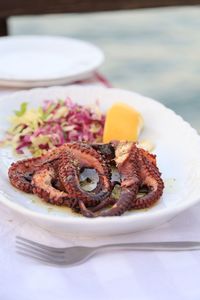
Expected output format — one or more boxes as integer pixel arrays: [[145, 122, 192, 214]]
[[0, 85, 200, 225]]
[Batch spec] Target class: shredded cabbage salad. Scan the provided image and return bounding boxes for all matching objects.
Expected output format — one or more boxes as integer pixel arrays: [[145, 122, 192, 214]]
[[1, 98, 105, 156]]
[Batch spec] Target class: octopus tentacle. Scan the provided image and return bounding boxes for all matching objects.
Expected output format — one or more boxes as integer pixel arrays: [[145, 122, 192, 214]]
[[58, 143, 112, 205], [87, 182, 118, 212], [79, 142, 140, 217], [7, 144, 69, 193], [32, 164, 76, 207], [7, 143, 77, 194], [138, 148, 157, 166], [50, 159, 66, 192], [79, 194, 117, 217], [130, 148, 164, 209], [8, 156, 44, 193], [83, 144, 113, 196]]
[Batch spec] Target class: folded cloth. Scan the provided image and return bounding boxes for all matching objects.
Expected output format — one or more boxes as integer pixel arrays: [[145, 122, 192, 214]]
[[0, 201, 200, 300]]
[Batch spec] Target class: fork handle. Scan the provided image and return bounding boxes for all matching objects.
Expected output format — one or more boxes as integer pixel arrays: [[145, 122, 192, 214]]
[[96, 241, 200, 252]]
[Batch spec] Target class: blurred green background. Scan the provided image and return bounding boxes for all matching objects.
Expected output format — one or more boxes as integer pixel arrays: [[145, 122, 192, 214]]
[[9, 7, 200, 131]]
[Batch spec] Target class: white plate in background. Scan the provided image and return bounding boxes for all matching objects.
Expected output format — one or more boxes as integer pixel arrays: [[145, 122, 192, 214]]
[[0, 86, 200, 236], [0, 36, 104, 87]]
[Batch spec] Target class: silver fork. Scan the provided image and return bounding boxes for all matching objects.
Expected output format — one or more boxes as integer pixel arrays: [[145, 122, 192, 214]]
[[16, 236, 200, 267]]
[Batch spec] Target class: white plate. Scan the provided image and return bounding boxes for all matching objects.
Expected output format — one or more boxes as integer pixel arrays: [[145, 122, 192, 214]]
[[0, 36, 104, 88], [0, 86, 200, 236]]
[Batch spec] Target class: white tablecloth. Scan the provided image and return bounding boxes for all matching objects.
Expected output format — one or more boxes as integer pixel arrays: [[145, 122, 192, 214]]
[[0, 85, 200, 300]]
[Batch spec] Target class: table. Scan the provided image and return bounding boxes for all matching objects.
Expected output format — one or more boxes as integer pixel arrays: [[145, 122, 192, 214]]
[[0, 75, 200, 300]]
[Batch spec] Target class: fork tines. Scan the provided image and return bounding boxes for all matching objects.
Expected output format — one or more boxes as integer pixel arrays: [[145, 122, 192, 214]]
[[16, 236, 66, 265]]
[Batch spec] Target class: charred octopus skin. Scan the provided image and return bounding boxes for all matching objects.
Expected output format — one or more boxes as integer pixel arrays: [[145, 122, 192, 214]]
[[8, 144, 69, 193], [8, 156, 45, 194], [91, 142, 115, 163], [79, 142, 140, 217], [31, 164, 76, 207], [130, 148, 164, 209], [79, 142, 164, 217], [58, 143, 112, 206], [8, 141, 164, 217], [8, 142, 111, 194], [8, 142, 112, 209]]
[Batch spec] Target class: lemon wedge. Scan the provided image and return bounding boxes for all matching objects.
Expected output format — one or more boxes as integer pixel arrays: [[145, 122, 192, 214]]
[[103, 102, 143, 143]]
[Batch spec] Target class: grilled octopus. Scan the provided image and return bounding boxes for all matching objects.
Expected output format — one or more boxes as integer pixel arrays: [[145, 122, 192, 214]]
[[8, 141, 164, 217]]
